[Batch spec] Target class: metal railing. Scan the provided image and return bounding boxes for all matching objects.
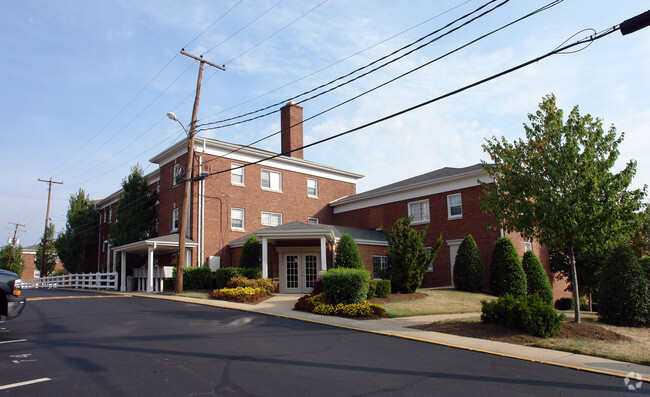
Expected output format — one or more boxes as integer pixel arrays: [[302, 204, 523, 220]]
[[22, 272, 119, 290]]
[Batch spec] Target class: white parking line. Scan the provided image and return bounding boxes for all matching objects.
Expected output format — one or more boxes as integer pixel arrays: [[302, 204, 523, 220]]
[[0, 339, 27, 345], [0, 377, 51, 390]]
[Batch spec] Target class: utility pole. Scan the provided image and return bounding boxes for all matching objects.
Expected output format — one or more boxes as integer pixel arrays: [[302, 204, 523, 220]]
[[175, 50, 225, 294], [38, 178, 63, 278], [6, 222, 25, 265]]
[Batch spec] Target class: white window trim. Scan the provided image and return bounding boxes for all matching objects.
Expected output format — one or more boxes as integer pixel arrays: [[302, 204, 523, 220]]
[[524, 241, 533, 251], [408, 199, 430, 225], [172, 208, 179, 232], [372, 255, 388, 280], [109, 208, 112, 223], [261, 211, 283, 227], [231, 208, 245, 231], [173, 164, 183, 186], [261, 169, 282, 192], [447, 193, 463, 220], [231, 163, 245, 186], [307, 217, 319, 224], [307, 177, 318, 198]]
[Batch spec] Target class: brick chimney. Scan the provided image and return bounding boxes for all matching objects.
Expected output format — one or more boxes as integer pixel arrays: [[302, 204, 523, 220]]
[[280, 101, 303, 159]]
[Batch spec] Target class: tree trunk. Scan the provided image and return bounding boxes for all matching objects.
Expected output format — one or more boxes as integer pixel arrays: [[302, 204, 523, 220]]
[[568, 244, 581, 323]]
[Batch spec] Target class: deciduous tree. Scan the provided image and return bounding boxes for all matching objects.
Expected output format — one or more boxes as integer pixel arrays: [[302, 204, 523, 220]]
[[481, 94, 647, 322], [54, 188, 98, 274]]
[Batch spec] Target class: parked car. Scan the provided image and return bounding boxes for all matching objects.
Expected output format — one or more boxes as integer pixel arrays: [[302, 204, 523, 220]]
[[0, 269, 26, 320]]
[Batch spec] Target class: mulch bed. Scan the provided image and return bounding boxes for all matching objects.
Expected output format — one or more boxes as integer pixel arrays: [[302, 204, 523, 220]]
[[409, 321, 632, 344]]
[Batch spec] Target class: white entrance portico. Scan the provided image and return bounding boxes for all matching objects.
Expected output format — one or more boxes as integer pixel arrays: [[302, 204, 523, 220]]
[[112, 234, 197, 293]]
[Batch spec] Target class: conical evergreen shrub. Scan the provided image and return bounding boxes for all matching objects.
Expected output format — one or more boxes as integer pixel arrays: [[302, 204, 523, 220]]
[[452, 235, 484, 292], [489, 237, 527, 298], [335, 233, 364, 269], [598, 244, 649, 326], [522, 250, 554, 304]]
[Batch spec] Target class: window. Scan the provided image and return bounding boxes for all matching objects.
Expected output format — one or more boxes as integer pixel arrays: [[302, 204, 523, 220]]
[[408, 199, 430, 224], [447, 193, 462, 219], [231, 163, 244, 185], [307, 178, 318, 197], [173, 164, 184, 186], [155, 218, 159, 233], [231, 208, 244, 230], [307, 217, 319, 224], [172, 208, 179, 232], [261, 211, 282, 226], [524, 241, 533, 252], [109, 208, 113, 223], [261, 169, 282, 191], [103, 210, 107, 223], [373, 256, 387, 279]]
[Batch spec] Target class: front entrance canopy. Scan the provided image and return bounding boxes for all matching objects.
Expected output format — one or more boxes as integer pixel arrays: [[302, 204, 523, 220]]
[[230, 221, 388, 280], [112, 234, 197, 292]]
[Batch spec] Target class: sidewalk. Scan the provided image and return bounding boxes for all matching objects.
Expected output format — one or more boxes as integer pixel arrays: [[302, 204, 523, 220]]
[[128, 291, 650, 381]]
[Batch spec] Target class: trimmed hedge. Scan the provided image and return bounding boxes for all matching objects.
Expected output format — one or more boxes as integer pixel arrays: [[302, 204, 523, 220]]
[[522, 250, 553, 304], [489, 237, 527, 298], [322, 267, 370, 305], [555, 297, 589, 311], [227, 276, 278, 296], [481, 294, 564, 337], [452, 235, 484, 292], [334, 233, 364, 269], [294, 293, 386, 318], [211, 287, 266, 303], [598, 244, 649, 327], [170, 266, 212, 290], [214, 267, 263, 289]]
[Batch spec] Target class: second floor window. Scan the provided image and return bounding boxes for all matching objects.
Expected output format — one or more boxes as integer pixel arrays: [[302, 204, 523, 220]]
[[261, 169, 281, 191], [231, 163, 244, 185], [173, 164, 184, 186], [408, 199, 430, 224], [307, 178, 318, 197], [447, 193, 462, 219]]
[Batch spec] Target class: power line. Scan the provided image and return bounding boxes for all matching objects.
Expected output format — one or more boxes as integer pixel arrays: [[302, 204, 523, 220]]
[[198, 25, 619, 181], [195, 0, 475, 125], [183, 0, 246, 49], [196, 0, 506, 130], [197, 0, 561, 169]]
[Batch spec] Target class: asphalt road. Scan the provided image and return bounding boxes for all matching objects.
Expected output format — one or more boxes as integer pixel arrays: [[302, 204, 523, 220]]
[[0, 289, 644, 396]]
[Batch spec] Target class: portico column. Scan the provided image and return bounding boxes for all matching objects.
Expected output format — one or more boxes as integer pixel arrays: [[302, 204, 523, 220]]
[[112, 250, 118, 273], [147, 245, 154, 293], [320, 236, 327, 272], [262, 237, 268, 279], [120, 252, 127, 291]]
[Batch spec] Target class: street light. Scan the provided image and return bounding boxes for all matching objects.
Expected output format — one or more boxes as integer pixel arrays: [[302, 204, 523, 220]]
[[167, 111, 194, 293]]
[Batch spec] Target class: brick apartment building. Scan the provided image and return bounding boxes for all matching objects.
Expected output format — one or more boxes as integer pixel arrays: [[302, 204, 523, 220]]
[[88, 102, 567, 298]]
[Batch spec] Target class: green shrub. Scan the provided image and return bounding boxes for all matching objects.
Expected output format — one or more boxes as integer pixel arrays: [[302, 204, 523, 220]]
[[366, 280, 377, 299], [452, 235, 484, 292], [322, 267, 370, 305], [215, 267, 244, 289], [598, 244, 649, 326], [211, 286, 266, 303], [300, 293, 386, 318], [383, 216, 443, 293], [239, 236, 261, 269], [522, 250, 553, 304], [481, 294, 564, 337], [334, 233, 364, 269], [241, 267, 262, 280], [227, 276, 277, 296], [555, 297, 589, 311], [640, 256, 650, 285], [489, 237, 527, 298], [373, 279, 391, 298], [183, 266, 212, 290]]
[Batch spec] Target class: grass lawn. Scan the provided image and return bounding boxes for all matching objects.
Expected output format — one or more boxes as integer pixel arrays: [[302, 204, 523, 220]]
[[381, 288, 494, 318]]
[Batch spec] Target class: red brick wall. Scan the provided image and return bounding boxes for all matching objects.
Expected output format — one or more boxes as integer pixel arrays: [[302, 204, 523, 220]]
[[334, 184, 501, 287], [200, 154, 356, 268]]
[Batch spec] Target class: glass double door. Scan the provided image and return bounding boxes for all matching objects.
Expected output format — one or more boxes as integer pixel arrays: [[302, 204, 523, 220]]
[[283, 253, 319, 294]]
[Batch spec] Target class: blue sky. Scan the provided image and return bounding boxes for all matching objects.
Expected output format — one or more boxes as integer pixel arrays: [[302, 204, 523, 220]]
[[1, 0, 649, 246]]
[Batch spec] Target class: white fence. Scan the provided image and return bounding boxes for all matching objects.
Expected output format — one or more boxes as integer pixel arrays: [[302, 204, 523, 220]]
[[22, 272, 119, 290]]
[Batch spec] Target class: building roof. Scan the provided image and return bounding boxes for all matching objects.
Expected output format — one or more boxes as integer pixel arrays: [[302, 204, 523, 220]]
[[229, 221, 387, 247], [330, 163, 489, 208]]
